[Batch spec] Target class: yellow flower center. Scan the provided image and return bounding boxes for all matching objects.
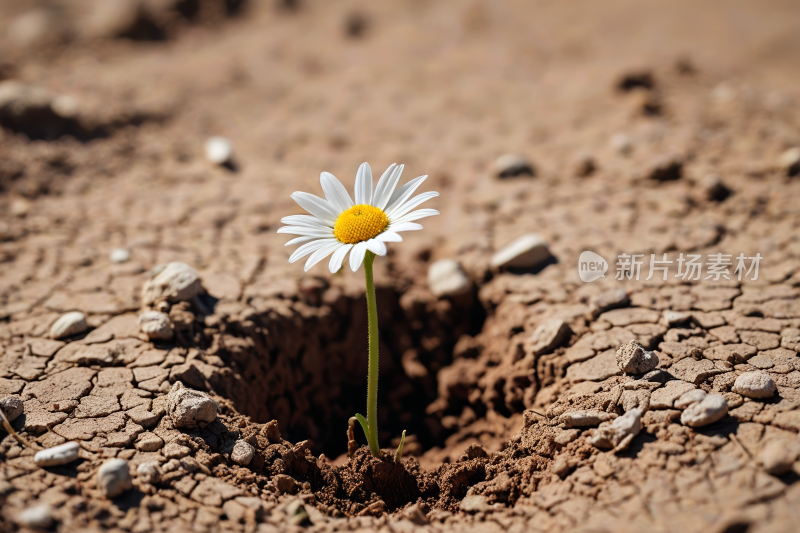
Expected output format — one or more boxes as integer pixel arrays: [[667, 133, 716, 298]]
[[333, 204, 389, 244]]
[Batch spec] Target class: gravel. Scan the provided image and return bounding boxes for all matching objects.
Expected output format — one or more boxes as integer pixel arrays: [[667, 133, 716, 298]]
[[138, 311, 173, 341]]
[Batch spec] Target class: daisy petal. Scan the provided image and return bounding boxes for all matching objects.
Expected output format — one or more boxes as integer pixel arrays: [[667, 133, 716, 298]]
[[320, 172, 353, 213], [385, 175, 428, 215], [277, 226, 334, 237], [389, 222, 423, 233], [304, 241, 343, 272], [365, 239, 387, 256], [291, 192, 338, 225], [391, 208, 439, 225], [329, 243, 353, 273], [281, 214, 332, 229], [290, 238, 338, 263], [354, 162, 373, 205], [350, 241, 369, 272], [389, 192, 439, 220], [376, 231, 402, 242], [285, 235, 322, 246], [373, 164, 403, 210]]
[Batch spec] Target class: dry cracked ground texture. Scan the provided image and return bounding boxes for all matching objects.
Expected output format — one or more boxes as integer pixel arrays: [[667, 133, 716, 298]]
[[2, 0, 800, 532]]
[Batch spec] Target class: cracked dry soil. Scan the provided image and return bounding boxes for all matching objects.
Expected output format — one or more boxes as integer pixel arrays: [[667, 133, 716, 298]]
[[2, 0, 800, 532]]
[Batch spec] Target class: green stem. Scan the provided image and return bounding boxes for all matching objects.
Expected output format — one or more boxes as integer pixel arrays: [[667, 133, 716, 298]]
[[363, 251, 381, 457]]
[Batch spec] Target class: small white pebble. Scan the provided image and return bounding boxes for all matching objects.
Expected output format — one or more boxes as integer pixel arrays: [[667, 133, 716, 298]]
[[680, 394, 728, 427], [231, 440, 255, 466], [674, 389, 707, 410], [17, 504, 52, 528], [205, 136, 233, 164], [136, 461, 162, 484], [49, 311, 88, 339], [138, 311, 173, 341], [732, 371, 777, 399], [34, 441, 80, 467], [97, 458, 133, 498], [610, 133, 633, 155], [109, 248, 130, 263]]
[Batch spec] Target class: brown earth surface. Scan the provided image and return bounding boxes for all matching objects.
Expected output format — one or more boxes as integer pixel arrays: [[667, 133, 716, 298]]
[[2, 0, 800, 531]]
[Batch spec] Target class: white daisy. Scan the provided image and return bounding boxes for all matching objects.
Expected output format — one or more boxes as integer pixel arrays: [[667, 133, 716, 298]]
[[278, 162, 439, 273]]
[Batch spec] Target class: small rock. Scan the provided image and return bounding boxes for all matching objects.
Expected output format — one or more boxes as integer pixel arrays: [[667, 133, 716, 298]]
[[777, 147, 800, 177], [141, 262, 203, 306], [205, 136, 233, 165], [166, 381, 218, 429], [644, 153, 683, 181], [674, 389, 707, 410], [589, 409, 642, 451], [460, 494, 493, 513], [428, 259, 470, 297], [491, 233, 551, 269], [492, 154, 534, 178], [138, 311, 173, 341], [680, 394, 728, 427], [231, 440, 255, 466], [10, 198, 31, 217], [109, 248, 130, 263], [616, 340, 659, 374], [135, 432, 164, 452], [561, 410, 617, 428], [16, 504, 53, 529], [699, 174, 731, 201], [663, 310, 692, 326], [136, 461, 162, 484], [274, 474, 298, 495], [528, 318, 572, 356], [97, 458, 133, 498], [732, 371, 777, 399], [34, 441, 80, 467], [592, 288, 630, 316], [0, 396, 24, 421], [344, 11, 369, 38], [610, 133, 633, 155], [0, 80, 76, 138], [572, 152, 596, 177], [758, 438, 800, 475], [49, 311, 89, 339], [163, 441, 191, 459], [402, 503, 429, 525]]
